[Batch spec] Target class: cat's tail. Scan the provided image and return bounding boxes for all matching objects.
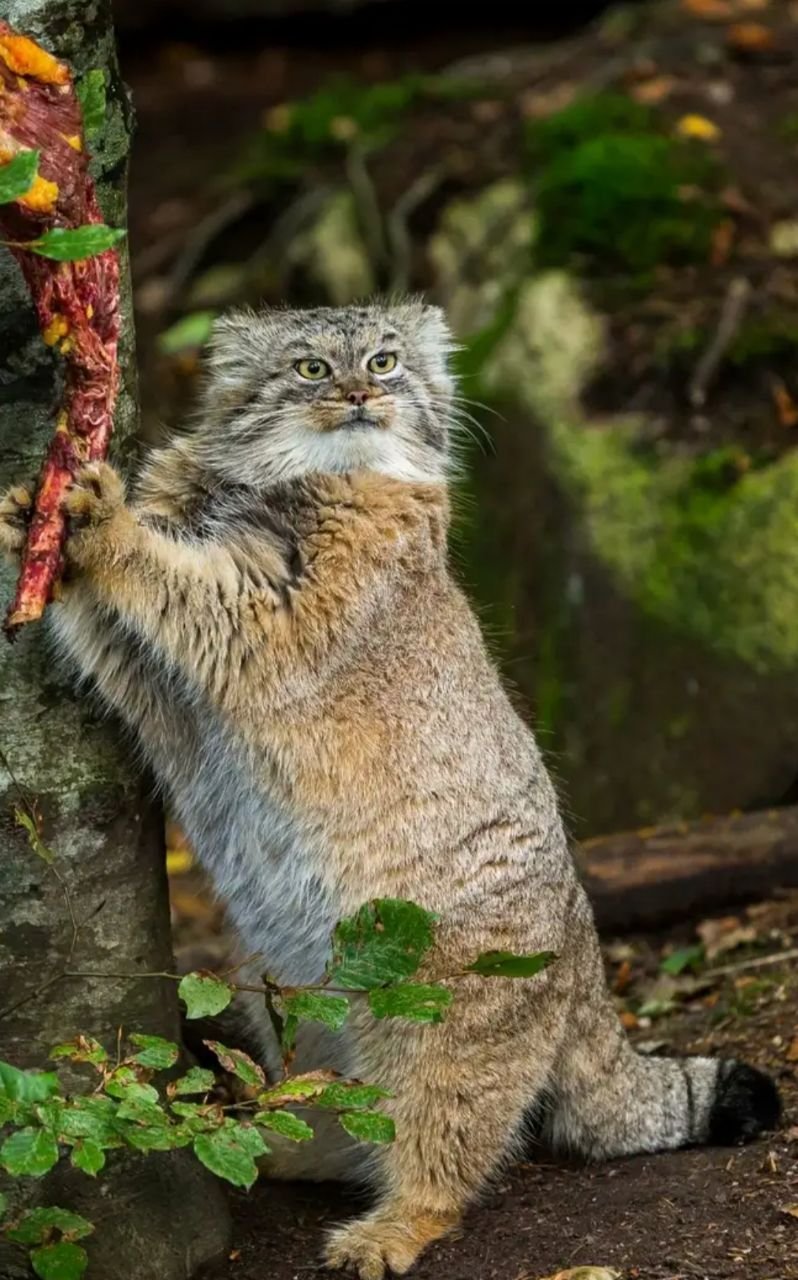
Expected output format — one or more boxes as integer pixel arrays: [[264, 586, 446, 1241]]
[[540, 988, 780, 1160]]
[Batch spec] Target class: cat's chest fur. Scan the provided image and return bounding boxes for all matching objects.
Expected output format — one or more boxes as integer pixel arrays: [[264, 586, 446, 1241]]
[[160, 705, 341, 987]]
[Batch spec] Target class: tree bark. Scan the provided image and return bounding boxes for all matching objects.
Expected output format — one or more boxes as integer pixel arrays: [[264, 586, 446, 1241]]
[[580, 807, 798, 934], [0, 2, 230, 1275]]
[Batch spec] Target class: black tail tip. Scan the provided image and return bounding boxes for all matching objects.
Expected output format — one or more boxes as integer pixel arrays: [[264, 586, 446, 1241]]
[[708, 1060, 782, 1145]]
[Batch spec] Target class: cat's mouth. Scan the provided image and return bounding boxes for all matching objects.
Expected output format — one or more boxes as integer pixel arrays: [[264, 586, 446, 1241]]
[[338, 408, 381, 430]]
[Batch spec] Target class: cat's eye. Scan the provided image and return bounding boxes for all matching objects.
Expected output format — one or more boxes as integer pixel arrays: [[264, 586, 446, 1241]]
[[295, 358, 330, 381], [367, 352, 398, 375]]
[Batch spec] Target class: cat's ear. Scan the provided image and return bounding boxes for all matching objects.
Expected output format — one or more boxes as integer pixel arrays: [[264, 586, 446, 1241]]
[[205, 309, 263, 386], [417, 304, 457, 358]]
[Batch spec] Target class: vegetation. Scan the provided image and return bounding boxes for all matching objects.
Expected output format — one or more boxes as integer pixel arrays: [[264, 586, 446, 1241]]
[[0, 896, 554, 1279], [526, 93, 721, 274]]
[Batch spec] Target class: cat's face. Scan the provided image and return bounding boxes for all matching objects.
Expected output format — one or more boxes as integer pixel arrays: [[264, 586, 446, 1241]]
[[195, 302, 455, 486]]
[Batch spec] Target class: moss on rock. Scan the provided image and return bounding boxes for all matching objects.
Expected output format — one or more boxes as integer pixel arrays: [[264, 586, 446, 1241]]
[[484, 273, 798, 674]]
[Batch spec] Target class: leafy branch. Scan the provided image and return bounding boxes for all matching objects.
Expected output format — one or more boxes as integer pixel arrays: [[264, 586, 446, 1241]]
[[0, 896, 556, 1279]]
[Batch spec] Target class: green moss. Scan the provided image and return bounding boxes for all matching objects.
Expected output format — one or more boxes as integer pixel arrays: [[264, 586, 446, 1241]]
[[482, 276, 798, 674], [550, 422, 798, 672], [526, 93, 721, 274]]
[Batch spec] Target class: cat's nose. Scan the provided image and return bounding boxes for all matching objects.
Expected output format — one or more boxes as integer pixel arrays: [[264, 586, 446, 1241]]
[[346, 389, 370, 407]]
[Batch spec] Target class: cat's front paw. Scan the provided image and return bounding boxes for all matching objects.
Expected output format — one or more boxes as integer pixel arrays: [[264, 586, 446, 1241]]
[[0, 483, 33, 561], [64, 462, 126, 526], [324, 1209, 455, 1280], [64, 463, 130, 568]]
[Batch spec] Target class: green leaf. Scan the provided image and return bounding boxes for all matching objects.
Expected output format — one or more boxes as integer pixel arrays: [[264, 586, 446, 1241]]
[[0, 1095, 17, 1124], [129, 1034, 179, 1071], [0, 1191, 6, 1218], [230, 1122, 269, 1159], [14, 807, 55, 864], [28, 225, 126, 262], [192, 1127, 261, 1189], [157, 310, 216, 355], [168, 1067, 216, 1097], [316, 1083, 392, 1110], [338, 1111, 395, 1144], [660, 944, 705, 976], [0, 1061, 59, 1102], [103, 1069, 159, 1104], [254, 1111, 314, 1142], [31, 1242, 88, 1280], [124, 1124, 192, 1152], [327, 899, 437, 990], [202, 1042, 265, 1089], [6, 1206, 93, 1245], [115, 1097, 169, 1127], [49, 1037, 108, 1067], [70, 1140, 105, 1177], [368, 983, 452, 1024], [0, 1128, 59, 1177], [281, 991, 350, 1032], [178, 971, 234, 1020], [76, 69, 106, 138], [256, 1073, 335, 1107], [55, 1097, 121, 1147], [0, 150, 40, 206], [466, 949, 558, 979]]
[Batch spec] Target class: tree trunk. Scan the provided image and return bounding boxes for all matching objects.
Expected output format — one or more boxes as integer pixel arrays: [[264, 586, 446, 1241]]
[[0, 3, 230, 1275]]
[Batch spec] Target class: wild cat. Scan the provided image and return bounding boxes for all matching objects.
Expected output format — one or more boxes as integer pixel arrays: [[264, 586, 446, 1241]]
[[0, 301, 780, 1279]]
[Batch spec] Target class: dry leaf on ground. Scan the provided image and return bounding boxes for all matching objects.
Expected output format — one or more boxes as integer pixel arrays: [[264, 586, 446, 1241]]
[[697, 915, 758, 960], [536, 1269, 622, 1280]]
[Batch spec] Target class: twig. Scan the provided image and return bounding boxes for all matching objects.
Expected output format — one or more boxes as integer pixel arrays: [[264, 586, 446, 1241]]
[[704, 947, 798, 981], [387, 166, 445, 295], [688, 277, 751, 409], [164, 190, 253, 302], [345, 142, 387, 273]]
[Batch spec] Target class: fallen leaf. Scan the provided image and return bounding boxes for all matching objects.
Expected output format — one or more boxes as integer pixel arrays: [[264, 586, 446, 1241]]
[[785, 1036, 798, 1061], [697, 915, 758, 960], [540, 1269, 622, 1280], [630, 75, 677, 105], [784, 1126, 798, 1143], [619, 1009, 639, 1031], [771, 379, 798, 429], [518, 83, 577, 120], [614, 959, 633, 994], [636, 1039, 667, 1055], [727, 21, 777, 52], [781, 1204, 798, 1219], [676, 113, 721, 141]]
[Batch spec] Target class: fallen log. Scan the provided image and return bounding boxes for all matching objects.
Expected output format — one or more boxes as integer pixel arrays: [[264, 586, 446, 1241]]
[[578, 807, 798, 933]]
